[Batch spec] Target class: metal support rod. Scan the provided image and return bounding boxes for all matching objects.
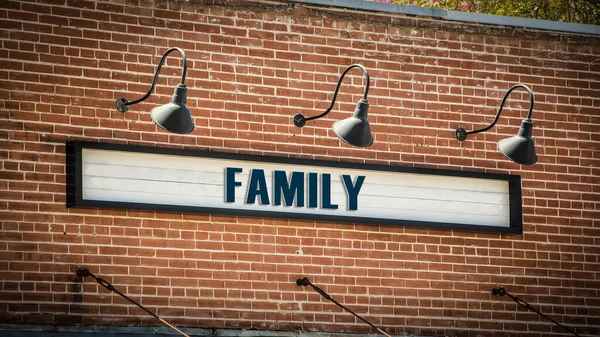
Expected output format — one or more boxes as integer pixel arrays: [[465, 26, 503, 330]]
[[294, 64, 370, 127], [116, 47, 187, 112], [296, 277, 392, 337], [492, 287, 581, 337], [77, 268, 190, 337], [455, 84, 534, 141]]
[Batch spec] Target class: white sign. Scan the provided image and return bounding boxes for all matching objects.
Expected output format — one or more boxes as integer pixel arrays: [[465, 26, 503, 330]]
[[68, 142, 522, 233]]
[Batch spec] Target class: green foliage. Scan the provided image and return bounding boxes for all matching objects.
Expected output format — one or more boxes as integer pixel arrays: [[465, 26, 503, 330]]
[[383, 0, 600, 25]]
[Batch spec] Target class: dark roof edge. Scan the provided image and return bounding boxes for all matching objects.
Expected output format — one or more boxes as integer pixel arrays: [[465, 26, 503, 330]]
[[0, 325, 437, 337], [291, 0, 600, 36]]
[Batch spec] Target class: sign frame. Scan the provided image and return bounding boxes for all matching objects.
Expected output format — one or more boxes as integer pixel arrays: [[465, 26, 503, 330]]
[[66, 141, 523, 234]]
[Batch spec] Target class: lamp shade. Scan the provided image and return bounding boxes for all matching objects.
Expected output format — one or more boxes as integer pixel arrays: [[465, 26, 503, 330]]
[[150, 84, 194, 134], [332, 99, 373, 147], [498, 118, 537, 165]]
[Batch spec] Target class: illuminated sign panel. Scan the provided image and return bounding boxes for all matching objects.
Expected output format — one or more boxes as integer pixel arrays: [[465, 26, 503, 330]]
[[67, 142, 522, 233]]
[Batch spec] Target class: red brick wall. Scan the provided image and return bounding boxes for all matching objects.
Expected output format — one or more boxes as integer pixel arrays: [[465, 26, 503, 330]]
[[1, 0, 599, 336]]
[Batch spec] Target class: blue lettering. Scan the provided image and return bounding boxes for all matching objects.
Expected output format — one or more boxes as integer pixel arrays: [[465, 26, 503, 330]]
[[226, 168, 365, 211], [225, 167, 243, 203], [274, 171, 304, 207], [245, 169, 270, 205], [341, 175, 365, 211], [308, 172, 318, 208], [321, 173, 338, 210]]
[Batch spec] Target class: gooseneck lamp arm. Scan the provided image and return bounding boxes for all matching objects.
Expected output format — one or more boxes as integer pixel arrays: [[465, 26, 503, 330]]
[[455, 84, 534, 141], [77, 268, 190, 337], [116, 47, 188, 113], [293, 64, 370, 127], [492, 287, 581, 337], [296, 277, 392, 337]]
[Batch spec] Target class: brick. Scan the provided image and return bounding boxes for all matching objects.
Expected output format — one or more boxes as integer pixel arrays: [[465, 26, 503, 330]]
[[0, 0, 599, 334]]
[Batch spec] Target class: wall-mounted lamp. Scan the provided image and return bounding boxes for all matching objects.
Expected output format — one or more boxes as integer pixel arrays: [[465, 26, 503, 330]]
[[293, 64, 373, 147], [455, 84, 537, 165], [116, 47, 194, 134]]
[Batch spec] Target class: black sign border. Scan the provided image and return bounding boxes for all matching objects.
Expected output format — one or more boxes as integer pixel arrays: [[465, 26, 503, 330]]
[[67, 141, 522, 234]]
